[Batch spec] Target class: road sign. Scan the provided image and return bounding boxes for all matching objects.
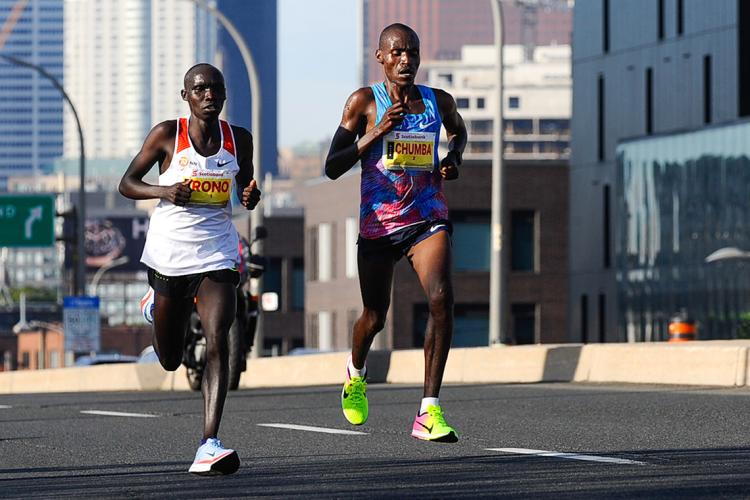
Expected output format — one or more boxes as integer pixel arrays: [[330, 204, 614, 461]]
[[63, 296, 100, 353], [0, 194, 55, 247]]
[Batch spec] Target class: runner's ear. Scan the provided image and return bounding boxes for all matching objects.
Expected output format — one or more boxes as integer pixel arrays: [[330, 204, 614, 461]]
[[181, 89, 187, 101], [376, 49, 384, 64]]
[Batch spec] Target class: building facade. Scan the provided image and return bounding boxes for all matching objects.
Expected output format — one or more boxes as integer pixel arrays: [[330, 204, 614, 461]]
[[421, 44, 570, 162], [302, 159, 568, 350], [360, 0, 573, 85], [571, 0, 749, 341], [0, 0, 64, 188]]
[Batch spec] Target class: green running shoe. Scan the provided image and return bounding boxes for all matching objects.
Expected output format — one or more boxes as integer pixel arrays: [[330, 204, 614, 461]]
[[341, 364, 368, 425], [411, 404, 458, 443]]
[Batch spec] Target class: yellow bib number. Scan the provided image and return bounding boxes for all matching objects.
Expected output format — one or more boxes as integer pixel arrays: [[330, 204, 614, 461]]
[[186, 177, 232, 207], [382, 130, 435, 171]]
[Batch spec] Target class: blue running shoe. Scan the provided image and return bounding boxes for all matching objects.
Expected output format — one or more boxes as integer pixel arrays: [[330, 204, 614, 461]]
[[140, 287, 155, 324], [188, 437, 239, 476]]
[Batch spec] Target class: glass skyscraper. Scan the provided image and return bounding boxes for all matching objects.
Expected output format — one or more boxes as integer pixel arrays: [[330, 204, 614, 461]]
[[0, 0, 64, 188]]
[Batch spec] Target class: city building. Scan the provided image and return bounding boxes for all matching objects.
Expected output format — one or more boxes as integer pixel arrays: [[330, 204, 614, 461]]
[[360, 0, 572, 85], [63, 0, 217, 161], [0, 0, 64, 188], [571, 0, 750, 341], [216, 0, 278, 177], [302, 159, 568, 350], [421, 44, 570, 161]]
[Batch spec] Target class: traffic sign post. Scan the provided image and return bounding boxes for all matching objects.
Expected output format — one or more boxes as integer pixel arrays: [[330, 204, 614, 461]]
[[63, 296, 100, 355], [0, 195, 55, 247]]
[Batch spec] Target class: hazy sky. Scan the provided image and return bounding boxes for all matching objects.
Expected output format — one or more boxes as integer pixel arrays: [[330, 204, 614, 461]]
[[278, 0, 359, 147]]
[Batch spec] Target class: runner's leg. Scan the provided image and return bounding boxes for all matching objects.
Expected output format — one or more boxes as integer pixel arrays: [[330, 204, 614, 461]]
[[407, 231, 454, 398], [195, 277, 236, 440], [152, 293, 193, 371]]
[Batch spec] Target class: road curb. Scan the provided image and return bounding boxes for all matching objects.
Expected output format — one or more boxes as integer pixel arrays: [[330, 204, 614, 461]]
[[2, 340, 750, 394]]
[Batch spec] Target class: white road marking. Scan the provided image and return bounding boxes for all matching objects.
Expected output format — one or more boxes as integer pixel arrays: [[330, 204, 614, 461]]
[[486, 448, 647, 465], [80, 410, 159, 418], [0, 405, 11, 409], [258, 423, 368, 435]]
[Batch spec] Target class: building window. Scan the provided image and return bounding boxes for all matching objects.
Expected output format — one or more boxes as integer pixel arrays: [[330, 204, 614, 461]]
[[677, 0, 684, 35], [504, 119, 533, 135], [413, 304, 488, 347], [598, 293, 606, 343], [603, 184, 611, 268], [511, 210, 535, 272], [456, 97, 470, 109], [21, 351, 29, 369], [345, 217, 358, 278], [317, 222, 332, 282], [703, 54, 712, 124], [438, 72, 453, 85], [645, 67, 653, 134], [264, 257, 283, 309], [658, 0, 665, 40], [291, 258, 304, 311], [511, 303, 536, 345], [452, 212, 490, 272], [580, 295, 589, 343], [539, 119, 570, 135], [597, 74, 605, 162], [307, 227, 318, 281], [740, 0, 750, 116], [508, 96, 520, 109], [603, 0, 610, 52], [476, 97, 485, 109], [470, 119, 493, 135]]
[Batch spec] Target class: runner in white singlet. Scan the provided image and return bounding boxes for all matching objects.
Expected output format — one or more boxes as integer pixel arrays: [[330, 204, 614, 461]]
[[118, 64, 261, 476]]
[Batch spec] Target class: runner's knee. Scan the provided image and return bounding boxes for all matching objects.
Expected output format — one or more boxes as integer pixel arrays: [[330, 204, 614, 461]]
[[428, 285, 454, 315], [361, 309, 387, 334]]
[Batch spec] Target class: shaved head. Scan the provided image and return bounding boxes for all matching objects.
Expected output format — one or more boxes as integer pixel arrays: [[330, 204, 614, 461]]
[[183, 63, 223, 89], [378, 23, 419, 50]]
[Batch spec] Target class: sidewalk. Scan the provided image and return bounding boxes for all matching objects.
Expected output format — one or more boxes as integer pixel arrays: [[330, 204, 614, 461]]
[[2, 340, 750, 394]]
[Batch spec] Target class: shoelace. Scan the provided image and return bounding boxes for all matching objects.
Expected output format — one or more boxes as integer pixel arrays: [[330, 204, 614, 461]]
[[427, 406, 448, 427], [348, 378, 366, 404]]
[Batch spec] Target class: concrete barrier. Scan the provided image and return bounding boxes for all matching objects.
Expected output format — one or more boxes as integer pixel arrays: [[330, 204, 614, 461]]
[[2, 340, 750, 394]]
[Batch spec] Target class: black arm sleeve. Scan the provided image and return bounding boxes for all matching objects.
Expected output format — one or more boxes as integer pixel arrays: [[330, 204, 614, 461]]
[[325, 126, 360, 180]]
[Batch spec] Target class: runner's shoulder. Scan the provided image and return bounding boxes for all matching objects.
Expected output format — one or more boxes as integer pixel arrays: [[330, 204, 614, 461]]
[[146, 120, 178, 151], [229, 124, 253, 143], [427, 87, 456, 109], [346, 87, 376, 114]]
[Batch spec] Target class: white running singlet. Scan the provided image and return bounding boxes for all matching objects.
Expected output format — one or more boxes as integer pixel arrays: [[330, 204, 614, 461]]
[[141, 117, 240, 276]]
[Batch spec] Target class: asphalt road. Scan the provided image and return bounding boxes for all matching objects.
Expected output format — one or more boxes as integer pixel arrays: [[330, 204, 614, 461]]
[[2, 382, 750, 498]]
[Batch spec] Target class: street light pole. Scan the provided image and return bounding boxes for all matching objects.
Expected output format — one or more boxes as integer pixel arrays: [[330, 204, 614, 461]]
[[89, 256, 130, 296], [0, 54, 86, 297], [489, 0, 506, 345], [187, 0, 265, 357]]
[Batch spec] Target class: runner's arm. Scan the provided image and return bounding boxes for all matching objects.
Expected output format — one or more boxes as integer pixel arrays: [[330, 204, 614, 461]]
[[325, 88, 406, 179], [435, 89, 467, 180], [233, 126, 261, 210], [118, 121, 191, 203]]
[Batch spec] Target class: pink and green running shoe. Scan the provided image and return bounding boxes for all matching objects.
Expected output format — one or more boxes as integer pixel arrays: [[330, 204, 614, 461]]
[[411, 404, 458, 443], [341, 364, 368, 425]]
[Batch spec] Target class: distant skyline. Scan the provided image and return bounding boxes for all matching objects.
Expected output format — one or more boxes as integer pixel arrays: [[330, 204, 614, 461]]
[[278, 0, 359, 147]]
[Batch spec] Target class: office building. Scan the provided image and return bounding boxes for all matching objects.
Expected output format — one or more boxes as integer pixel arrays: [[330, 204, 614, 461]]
[[571, 0, 750, 341], [0, 0, 64, 188]]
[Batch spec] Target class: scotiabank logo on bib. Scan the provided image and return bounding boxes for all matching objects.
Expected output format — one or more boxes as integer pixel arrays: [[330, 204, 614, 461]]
[[187, 177, 232, 207]]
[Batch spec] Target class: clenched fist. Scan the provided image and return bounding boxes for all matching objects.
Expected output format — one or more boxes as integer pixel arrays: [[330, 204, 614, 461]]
[[241, 179, 261, 210]]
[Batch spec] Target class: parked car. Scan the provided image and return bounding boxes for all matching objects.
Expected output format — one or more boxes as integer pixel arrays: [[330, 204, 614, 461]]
[[74, 353, 138, 366]]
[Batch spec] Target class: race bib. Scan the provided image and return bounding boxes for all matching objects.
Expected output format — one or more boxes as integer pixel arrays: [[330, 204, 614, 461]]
[[185, 173, 233, 207], [382, 130, 436, 171]]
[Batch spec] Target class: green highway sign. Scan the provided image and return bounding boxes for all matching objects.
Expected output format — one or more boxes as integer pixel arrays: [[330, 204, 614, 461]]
[[0, 194, 56, 247]]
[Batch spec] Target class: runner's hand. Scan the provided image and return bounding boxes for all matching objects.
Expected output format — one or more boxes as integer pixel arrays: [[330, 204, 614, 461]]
[[163, 181, 192, 206], [376, 101, 406, 135], [242, 179, 261, 210], [439, 155, 459, 180]]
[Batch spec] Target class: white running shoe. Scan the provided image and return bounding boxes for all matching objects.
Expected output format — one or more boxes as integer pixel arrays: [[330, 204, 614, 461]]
[[140, 287, 155, 324], [188, 437, 240, 476]]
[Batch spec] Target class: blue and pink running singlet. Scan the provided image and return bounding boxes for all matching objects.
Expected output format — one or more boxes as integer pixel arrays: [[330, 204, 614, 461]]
[[359, 83, 449, 239]]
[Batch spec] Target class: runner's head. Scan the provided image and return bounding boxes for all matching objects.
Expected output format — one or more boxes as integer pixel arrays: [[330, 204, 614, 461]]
[[376, 23, 420, 86], [181, 63, 226, 120]]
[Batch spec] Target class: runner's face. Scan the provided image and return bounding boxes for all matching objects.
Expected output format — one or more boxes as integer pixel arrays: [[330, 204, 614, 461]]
[[378, 31, 420, 86], [183, 70, 226, 120]]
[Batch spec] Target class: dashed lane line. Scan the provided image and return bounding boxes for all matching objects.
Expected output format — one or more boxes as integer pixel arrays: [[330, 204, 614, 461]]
[[80, 410, 159, 418], [257, 423, 368, 435], [486, 448, 648, 465]]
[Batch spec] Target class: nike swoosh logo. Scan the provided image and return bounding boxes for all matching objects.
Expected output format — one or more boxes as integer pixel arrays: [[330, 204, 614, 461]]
[[430, 224, 446, 233], [206, 451, 216, 457], [217, 160, 233, 167], [418, 120, 436, 130], [417, 421, 434, 433]]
